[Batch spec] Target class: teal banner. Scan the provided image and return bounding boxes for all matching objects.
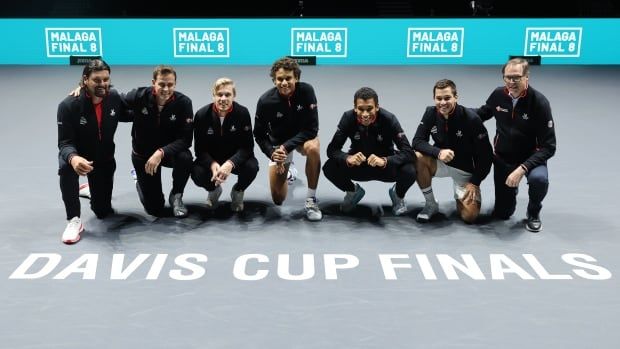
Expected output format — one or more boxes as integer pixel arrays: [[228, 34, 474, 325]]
[[1, 18, 618, 65]]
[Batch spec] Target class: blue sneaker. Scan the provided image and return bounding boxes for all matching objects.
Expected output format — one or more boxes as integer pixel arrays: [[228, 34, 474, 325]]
[[389, 184, 407, 216]]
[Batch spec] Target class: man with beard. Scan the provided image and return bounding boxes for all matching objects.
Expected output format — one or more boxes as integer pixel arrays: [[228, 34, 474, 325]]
[[124, 65, 194, 218], [254, 57, 322, 221], [412, 79, 493, 223], [57, 59, 132, 244], [476, 58, 557, 232], [191, 77, 258, 212], [322, 87, 416, 216]]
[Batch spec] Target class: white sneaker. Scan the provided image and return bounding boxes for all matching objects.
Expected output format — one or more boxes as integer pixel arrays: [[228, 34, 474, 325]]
[[206, 186, 223, 209], [305, 197, 322, 221], [78, 183, 91, 199], [287, 165, 298, 185], [62, 216, 83, 244], [231, 189, 244, 212], [416, 201, 439, 222]]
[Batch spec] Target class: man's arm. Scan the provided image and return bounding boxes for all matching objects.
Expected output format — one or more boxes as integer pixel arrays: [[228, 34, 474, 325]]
[[57, 101, 78, 163], [282, 84, 319, 152], [161, 96, 194, 156], [326, 112, 352, 166], [521, 97, 556, 171], [193, 108, 215, 166], [387, 116, 414, 166], [411, 107, 441, 159], [469, 114, 493, 186], [253, 99, 276, 159], [228, 106, 254, 167]]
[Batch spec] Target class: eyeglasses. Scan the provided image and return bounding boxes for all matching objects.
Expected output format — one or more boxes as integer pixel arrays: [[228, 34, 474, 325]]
[[503, 75, 524, 83]]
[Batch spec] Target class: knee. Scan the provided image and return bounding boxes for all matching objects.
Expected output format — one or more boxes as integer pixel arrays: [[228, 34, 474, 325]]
[[528, 173, 549, 188], [244, 158, 259, 176], [176, 151, 193, 167], [322, 159, 337, 178], [400, 163, 417, 179], [303, 140, 320, 158]]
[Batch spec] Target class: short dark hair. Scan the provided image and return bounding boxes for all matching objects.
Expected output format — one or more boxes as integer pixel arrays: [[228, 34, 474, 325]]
[[502, 57, 530, 76], [433, 79, 457, 97], [270, 57, 301, 80], [153, 65, 177, 80], [82, 59, 110, 79], [353, 87, 379, 105]]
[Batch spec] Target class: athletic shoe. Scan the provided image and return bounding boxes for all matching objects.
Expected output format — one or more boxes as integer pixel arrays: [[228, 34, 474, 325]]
[[305, 197, 322, 221], [388, 184, 407, 216], [525, 214, 542, 232], [206, 186, 223, 209], [287, 164, 298, 185], [62, 216, 83, 244], [416, 200, 439, 222], [341, 183, 366, 213], [231, 189, 244, 212], [169, 193, 188, 218], [130, 168, 138, 183], [78, 183, 91, 199]]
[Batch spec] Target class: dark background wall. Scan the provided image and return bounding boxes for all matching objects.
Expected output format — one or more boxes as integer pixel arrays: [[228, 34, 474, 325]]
[[2, 0, 618, 18]]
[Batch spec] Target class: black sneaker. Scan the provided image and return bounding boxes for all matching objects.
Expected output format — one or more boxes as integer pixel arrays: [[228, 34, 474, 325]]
[[525, 215, 542, 232]]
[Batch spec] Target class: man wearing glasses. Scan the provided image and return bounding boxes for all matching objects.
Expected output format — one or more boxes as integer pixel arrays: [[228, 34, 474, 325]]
[[477, 58, 557, 232]]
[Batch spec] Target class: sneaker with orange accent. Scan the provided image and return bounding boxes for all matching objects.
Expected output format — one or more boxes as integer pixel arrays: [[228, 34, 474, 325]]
[[62, 216, 83, 244]]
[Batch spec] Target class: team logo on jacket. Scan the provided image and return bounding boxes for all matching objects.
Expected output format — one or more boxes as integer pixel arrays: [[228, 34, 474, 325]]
[[478, 132, 487, 139], [244, 125, 250, 131], [354, 132, 360, 140], [377, 134, 383, 142], [496, 106, 509, 113], [310, 103, 317, 110], [296, 104, 303, 111], [141, 107, 148, 115], [170, 114, 176, 121], [276, 112, 284, 118], [522, 113, 529, 120], [431, 126, 438, 134], [110, 109, 116, 117], [207, 127, 214, 135], [456, 130, 463, 138], [79, 116, 87, 125], [230, 125, 236, 132]]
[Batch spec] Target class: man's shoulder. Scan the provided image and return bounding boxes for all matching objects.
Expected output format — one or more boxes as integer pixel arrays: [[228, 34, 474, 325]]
[[195, 103, 214, 118], [173, 90, 192, 104], [232, 101, 250, 115], [258, 87, 278, 104]]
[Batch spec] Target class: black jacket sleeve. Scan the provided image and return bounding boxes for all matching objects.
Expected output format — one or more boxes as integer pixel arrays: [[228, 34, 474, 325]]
[[253, 99, 275, 159], [282, 84, 319, 152], [468, 111, 493, 186], [57, 99, 78, 162], [387, 115, 414, 166], [162, 96, 194, 157], [412, 107, 441, 159], [228, 105, 254, 167], [522, 97, 557, 171], [193, 109, 215, 166], [326, 112, 352, 166]]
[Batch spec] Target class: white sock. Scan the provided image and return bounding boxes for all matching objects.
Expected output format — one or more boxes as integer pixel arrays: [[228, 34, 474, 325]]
[[307, 189, 316, 199], [421, 186, 436, 203]]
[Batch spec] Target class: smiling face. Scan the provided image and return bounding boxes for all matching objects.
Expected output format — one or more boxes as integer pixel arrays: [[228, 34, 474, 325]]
[[503, 62, 529, 97], [213, 83, 235, 112], [83, 70, 110, 98], [273, 68, 297, 97], [152, 72, 176, 106], [354, 98, 378, 126], [434, 86, 457, 118]]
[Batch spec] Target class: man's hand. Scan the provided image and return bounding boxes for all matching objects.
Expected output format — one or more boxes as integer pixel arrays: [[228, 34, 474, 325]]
[[271, 145, 288, 175], [346, 152, 367, 167], [367, 154, 386, 168], [70, 155, 94, 176], [463, 183, 480, 204], [210, 162, 221, 183], [214, 161, 234, 186], [505, 166, 526, 188], [438, 149, 455, 163], [69, 86, 81, 97], [145, 150, 164, 176]]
